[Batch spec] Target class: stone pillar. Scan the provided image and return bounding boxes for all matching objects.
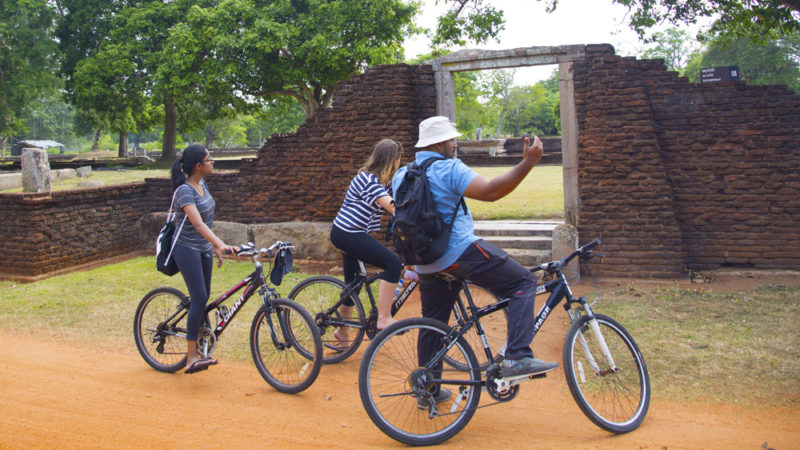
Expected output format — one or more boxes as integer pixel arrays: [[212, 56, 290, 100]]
[[433, 69, 456, 121], [559, 62, 579, 228], [21, 148, 50, 193], [552, 223, 579, 284]]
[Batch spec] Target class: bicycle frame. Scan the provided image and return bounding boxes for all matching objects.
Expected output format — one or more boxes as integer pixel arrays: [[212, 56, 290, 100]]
[[156, 248, 291, 351], [322, 261, 419, 331], [427, 265, 593, 382]]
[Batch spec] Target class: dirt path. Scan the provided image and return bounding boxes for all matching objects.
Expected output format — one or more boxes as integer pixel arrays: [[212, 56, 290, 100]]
[[2, 304, 799, 449]]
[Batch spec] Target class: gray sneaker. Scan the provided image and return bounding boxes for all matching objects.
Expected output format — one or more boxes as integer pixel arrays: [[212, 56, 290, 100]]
[[416, 388, 452, 410], [502, 357, 558, 378]]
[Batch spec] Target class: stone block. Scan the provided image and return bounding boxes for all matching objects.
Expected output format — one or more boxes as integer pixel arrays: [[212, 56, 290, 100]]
[[51, 169, 77, 182], [249, 222, 337, 260], [212, 221, 248, 247], [0, 172, 21, 190], [552, 223, 579, 284], [76, 166, 92, 177], [21, 148, 50, 193]]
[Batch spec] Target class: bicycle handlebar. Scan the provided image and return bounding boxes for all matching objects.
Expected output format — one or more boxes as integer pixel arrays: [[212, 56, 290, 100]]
[[530, 238, 601, 274], [224, 241, 294, 259]]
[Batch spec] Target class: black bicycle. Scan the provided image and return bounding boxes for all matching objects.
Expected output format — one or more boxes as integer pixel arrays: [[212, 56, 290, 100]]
[[358, 239, 650, 445], [134, 241, 323, 394], [288, 260, 508, 365]]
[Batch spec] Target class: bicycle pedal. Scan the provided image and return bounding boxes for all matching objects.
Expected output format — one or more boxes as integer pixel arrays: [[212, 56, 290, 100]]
[[503, 372, 548, 383]]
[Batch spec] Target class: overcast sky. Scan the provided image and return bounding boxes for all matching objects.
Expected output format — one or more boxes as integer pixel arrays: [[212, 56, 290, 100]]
[[403, 0, 703, 85]]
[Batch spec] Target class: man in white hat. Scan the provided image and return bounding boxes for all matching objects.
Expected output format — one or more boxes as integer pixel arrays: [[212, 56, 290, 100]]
[[392, 116, 557, 407]]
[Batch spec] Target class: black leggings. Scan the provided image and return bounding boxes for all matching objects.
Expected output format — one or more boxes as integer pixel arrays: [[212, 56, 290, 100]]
[[330, 225, 402, 286], [173, 244, 213, 341]]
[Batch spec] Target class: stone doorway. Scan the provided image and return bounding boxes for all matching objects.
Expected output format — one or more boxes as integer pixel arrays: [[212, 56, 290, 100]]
[[426, 46, 586, 227]]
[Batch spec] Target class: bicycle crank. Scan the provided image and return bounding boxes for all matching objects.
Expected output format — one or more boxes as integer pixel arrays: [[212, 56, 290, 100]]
[[197, 327, 217, 358]]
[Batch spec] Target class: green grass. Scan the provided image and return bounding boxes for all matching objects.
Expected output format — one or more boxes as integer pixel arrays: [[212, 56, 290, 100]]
[[468, 165, 563, 220], [0, 169, 170, 193], [589, 281, 800, 407], [2, 256, 798, 408]]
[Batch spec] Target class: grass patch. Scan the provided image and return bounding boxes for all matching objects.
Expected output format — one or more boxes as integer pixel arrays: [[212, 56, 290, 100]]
[[468, 165, 563, 220], [589, 281, 800, 407], [2, 256, 798, 408], [0, 169, 170, 193]]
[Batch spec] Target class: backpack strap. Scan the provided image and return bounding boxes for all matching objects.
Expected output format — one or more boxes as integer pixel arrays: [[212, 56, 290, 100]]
[[416, 156, 468, 222]]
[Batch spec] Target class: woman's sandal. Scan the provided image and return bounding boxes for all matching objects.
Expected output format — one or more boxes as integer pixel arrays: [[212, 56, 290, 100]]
[[184, 358, 212, 374]]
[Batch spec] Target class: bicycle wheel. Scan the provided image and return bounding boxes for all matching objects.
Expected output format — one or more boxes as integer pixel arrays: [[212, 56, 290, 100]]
[[446, 283, 508, 370], [563, 313, 650, 433], [250, 298, 322, 394], [288, 275, 366, 364], [133, 287, 190, 372], [359, 318, 481, 446]]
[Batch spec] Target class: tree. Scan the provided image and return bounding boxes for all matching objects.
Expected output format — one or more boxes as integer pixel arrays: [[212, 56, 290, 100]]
[[432, 0, 506, 48], [195, 0, 418, 118], [0, 0, 60, 155], [640, 28, 700, 71], [539, 0, 800, 42], [483, 69, 516, 136], [685, 32, 800, 92]]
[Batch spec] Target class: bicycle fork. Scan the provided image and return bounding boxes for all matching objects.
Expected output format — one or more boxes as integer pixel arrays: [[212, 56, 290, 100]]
[[571, 301, 617, 377]]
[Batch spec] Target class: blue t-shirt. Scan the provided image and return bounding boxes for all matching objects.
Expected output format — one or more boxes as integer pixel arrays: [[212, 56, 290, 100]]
[[333, 171, 391, 233], [392, 151, 479, 274]]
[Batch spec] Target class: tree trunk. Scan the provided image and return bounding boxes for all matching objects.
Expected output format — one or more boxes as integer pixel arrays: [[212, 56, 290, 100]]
[[495, 111, 505, 136], [1, 136, 6, 157], [162, 96, 177, 160], [91, 129, 101, 152], [204, 125, 215, 149], [118, 132, 128, 158]]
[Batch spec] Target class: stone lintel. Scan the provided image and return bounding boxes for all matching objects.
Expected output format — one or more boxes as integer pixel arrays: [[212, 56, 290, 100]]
[[428, 45, 586, 72]]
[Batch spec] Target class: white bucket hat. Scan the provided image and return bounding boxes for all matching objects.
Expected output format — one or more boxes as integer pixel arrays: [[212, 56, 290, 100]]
[[415, 116, 462, 148]]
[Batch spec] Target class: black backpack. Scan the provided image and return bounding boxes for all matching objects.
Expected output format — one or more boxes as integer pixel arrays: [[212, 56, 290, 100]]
[[391, 157, 466, 265]]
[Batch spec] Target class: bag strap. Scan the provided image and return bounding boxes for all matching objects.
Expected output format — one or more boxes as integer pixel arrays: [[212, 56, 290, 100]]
[[165, 185, 187, 263], [416, 156, 468, 221], [165, 215, 187, 264]]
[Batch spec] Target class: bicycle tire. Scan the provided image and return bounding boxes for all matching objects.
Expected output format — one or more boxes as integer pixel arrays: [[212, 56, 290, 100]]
[[250, 298, 322, 394], [288, 275, 366, 364], [133, 287, 190, 373], [563, 313, 650, 433], [445, 283, 508, 371], [359, 318, 481, 446]]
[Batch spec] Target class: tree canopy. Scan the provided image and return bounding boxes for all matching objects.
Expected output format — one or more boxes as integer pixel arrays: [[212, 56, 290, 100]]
[[540, 0, 800, 41], [0, 0, 60, 150]]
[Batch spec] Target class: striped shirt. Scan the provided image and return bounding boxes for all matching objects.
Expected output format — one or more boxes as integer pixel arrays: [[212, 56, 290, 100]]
[[172, 180, 215, 252], [333, 171, 391, 233]]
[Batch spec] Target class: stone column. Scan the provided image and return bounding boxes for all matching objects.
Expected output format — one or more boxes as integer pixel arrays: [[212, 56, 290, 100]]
[[433, 69, 456, 121], [559, 62, 579, 228], [21, 148, 51, 193], [552, 223, 579, 284]]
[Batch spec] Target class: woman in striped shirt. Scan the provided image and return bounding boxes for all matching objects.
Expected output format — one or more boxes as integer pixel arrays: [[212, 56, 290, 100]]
[[330, 139, 404, 344]]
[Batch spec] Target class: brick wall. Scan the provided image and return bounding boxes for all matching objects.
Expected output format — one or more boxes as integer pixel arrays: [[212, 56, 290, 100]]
[[574, 44, 800, 277], [211, 63, 436, 223], [0, 183, 163, 279]]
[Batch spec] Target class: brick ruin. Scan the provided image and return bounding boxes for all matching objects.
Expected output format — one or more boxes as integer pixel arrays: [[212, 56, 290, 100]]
[[0, 46, 797, 280]]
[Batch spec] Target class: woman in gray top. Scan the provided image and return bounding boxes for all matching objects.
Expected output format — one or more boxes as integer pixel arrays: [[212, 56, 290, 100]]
[[170, 144, 237, 374]]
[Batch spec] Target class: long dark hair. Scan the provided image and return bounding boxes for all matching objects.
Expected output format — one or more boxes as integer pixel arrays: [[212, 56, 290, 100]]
[[170, 144, 207, 191], [360, 139, 403, 184]]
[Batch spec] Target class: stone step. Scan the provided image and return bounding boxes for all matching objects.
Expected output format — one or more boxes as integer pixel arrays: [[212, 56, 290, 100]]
[[481, 235, 552, 250], [473, 220, 560, 237], [473, 220, 563, 267]]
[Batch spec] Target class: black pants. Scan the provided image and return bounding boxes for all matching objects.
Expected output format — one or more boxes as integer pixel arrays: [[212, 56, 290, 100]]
[[418, 240, 537, 376], [330, 224, 402, 284], [173, 244, 213, 341]]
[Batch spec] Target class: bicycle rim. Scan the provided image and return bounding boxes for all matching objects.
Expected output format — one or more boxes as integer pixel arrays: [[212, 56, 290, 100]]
[[289, 276, 365, 364], [446, 284, 508, 370], [563, 314, 650, 433], [133, 287, 188, 373], [250, 299, 322, 394], [359, 318, 481, 446]]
